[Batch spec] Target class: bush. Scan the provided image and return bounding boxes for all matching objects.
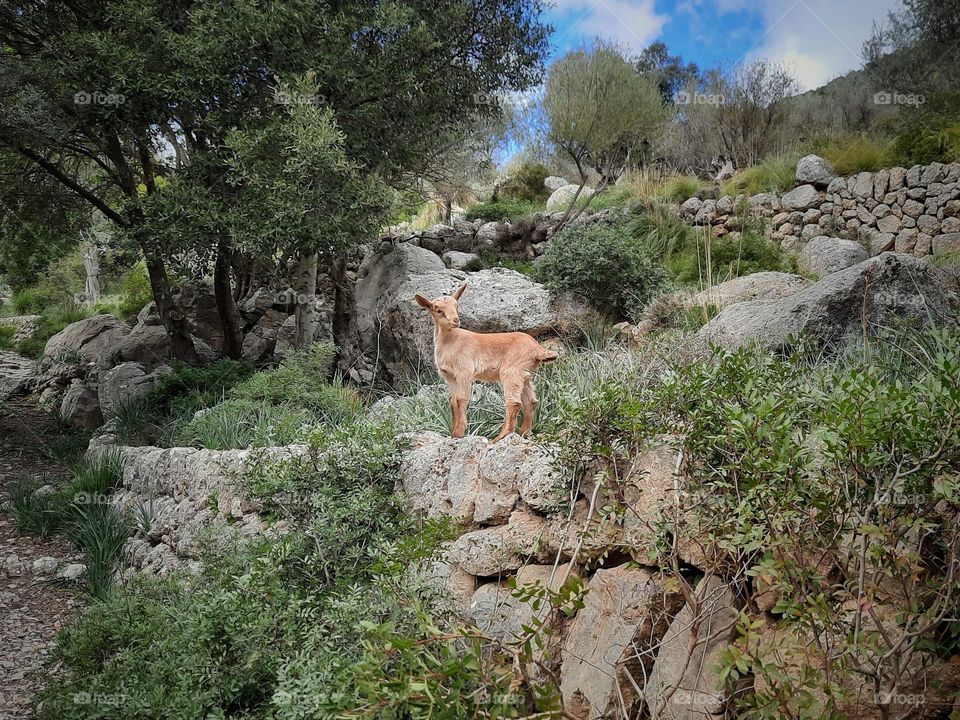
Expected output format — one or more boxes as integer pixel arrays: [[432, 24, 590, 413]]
[[891, 93, 960, 166], [535, 223, 666, 320], [144, 358, 256, 418], [661, 174, 711, 202], [113, 262, 153, 320], [464, 197, 541, 222], [500, 161, 551, 202], [722, 154, 798, 196]]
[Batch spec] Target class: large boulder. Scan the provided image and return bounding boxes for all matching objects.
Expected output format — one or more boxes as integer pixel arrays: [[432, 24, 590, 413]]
[[43, 315, 130, 368], [60, 381, 102, 429], [470, 564, 568, 641], [274, 301, 334, 359], [698, 253, 959, 351], [241, 309, 288, 361], [112, 324, 216, 368], [0, 350, 37, 401], [442, 250, 480, 270], [795, 154, 835, 187], [171, 282, 224, 353], [546, 183, 593, 211], [98, 362, 172, 418], [560, 564, 684, 720], [797, 236, 870, 276], [645, 576, 740, 719], [544, 176, 569, 191], [350, 243, 590, 381], [687, 272, 812, 309]]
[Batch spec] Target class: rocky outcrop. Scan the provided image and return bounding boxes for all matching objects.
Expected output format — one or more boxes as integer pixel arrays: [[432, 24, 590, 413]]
[[560, 565, 684, 719], [0, 350, 37, 400], [88, 425, 307, 575], [698, 253, 960, 351], [43, 314, 130, 368], [797, 235, 870, 276], [686, 272, 812, 309]]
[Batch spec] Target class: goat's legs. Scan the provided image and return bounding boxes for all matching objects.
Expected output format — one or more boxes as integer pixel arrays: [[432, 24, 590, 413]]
[[519, 379, 538, 436], [493, 375, 523, 442], [448, 379, 471, 438]]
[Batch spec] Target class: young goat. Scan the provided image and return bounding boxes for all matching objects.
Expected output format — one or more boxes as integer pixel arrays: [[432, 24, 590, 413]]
[[415, 283, 558, 442]]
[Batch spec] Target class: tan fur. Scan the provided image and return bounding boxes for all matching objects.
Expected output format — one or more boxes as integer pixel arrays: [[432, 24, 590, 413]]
[[415, 283, 558, 442]]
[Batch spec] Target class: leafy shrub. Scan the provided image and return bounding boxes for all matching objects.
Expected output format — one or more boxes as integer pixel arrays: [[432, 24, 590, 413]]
[[535, 223, 666, 320], [722, 154, 798, 196], [113, 262, 153, 320], [500, 161, 551, 202], [464, 197, 541, 222]]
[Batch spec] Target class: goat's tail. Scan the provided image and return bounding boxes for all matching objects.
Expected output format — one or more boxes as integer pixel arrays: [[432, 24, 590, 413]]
[[537, 348, 559, 363]]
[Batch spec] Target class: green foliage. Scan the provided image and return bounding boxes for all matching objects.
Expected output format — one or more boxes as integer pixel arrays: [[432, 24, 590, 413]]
[[170, 399, 315, 450], [65, 502, 129, 599], [5, 477, 69, 537], [623, 200, 694, 260], [535, 223, 666, 320], [546, 40, 666, 182], [891, 92, 960, 166], [464, 198, 542, 222], [0, 324, 15, 350], [671, 227, 791, 284], [111, 262, 153, 320], [144, 359, 256, 419], [661, 175, 711, 202], [500, 161, 551, 202], [722, 155, 798, 196]]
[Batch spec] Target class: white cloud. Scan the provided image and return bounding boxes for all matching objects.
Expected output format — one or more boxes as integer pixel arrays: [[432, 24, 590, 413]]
[[741, 0, 901, 90], [550, 0, 668, 54]]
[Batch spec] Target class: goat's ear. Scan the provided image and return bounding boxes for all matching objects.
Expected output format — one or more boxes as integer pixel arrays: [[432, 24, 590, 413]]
[[414, 294, 434, 310], [452, 283, 467, 300]]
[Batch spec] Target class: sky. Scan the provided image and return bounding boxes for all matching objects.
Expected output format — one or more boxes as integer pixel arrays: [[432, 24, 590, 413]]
[[545, 0, 902, 91]]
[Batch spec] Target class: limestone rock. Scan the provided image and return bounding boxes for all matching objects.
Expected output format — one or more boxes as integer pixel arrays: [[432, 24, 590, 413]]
[[546, 184, 593, 211], [43, 314, 130, 368], [795, 155, 835, 187], [544, 176, 569, 191], [60, 381, 102, 429], [782, 184, 819, 211], [645, 576, 739, 719], [98, 362, 172, 418], [560, 564, 683, 720], [797, 236, 869, 276], [448, 510, 551, 576], [687, 272, 812, 309], [442, 250, 481, 270], [698, 254, 959, 351]]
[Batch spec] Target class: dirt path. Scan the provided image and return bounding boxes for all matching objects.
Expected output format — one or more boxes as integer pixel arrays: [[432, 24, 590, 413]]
[[0, 388, 84, 719]]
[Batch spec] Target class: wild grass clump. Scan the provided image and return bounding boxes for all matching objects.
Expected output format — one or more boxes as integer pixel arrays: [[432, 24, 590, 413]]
[[660, 174, 712, 202], [4, 477, 69, 536], [65, 502, 129, 599], [722, 154, 798, 196], [464, 197, 542, 222], [819, 136, 894, 175]]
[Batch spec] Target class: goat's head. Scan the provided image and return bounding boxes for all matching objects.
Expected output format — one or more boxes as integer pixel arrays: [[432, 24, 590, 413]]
[[415, 283, 466, 331]]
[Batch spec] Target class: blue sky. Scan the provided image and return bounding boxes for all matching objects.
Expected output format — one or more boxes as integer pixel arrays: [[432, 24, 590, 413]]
[[544, 0, 901, 91]]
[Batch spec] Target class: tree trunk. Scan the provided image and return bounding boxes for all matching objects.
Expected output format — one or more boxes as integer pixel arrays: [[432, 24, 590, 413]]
[[214, 239, 244, 359], [330, 258, 351, 353], [82, 238, 102, 308], [293, 253, 318, 351], [143, 249, 199, 364]]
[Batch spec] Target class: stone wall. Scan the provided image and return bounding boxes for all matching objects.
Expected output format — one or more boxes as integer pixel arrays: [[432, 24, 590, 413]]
[[679, 160, 960, 259]]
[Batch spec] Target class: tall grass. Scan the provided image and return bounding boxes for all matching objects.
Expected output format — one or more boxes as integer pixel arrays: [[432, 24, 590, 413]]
[[65, 502, 129, 599], [5, 477, 68, 536], [722, 154, 798, 196], [818, 136, 894, 175]]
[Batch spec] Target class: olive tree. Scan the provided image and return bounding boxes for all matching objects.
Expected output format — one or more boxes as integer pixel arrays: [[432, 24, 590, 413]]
[[544, 41, 666, 221], [0, 0, 550, 360]]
